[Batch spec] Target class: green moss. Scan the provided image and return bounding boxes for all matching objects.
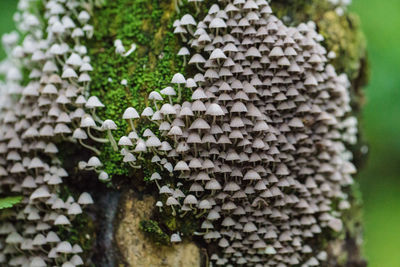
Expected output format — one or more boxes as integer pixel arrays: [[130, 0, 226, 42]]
[[86, 0, 189, 178], [318, 11, 366, 81], [157, 208, 200, 237], [139, 219, 170, 245]]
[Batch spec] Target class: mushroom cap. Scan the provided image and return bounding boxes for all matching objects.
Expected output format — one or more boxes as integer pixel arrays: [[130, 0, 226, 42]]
[[85, 96, 104, 108], [80, 115, 96, 128], [206, 103, 225, 116], [87, 156, 102, 167], [30, 257, 47, 267], [209, 48, 227, 60], [170, 233, 182, 243], [101, 119, 118, 130], [149, 91, 163, 101], [141, 107, 154, 117], [209, 17, 227, 29], [160, 86, 176, 96], [178, 47, 190, 56], [78, 192, 94, 205], [171, 73, 186, 84], [180, 14, 197, 26], [56, 241, 73, 253], [72, 128, 87, 139], [118, 136, 133, 146], [123, 107, 139, 119]]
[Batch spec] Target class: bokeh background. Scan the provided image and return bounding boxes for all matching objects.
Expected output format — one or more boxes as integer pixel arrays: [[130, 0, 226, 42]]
[[0, 0, 399, 266]]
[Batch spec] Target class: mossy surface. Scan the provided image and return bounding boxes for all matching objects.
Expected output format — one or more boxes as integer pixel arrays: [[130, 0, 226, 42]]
[[139, 219, 170, 245], [85, 0, 188, 178], [86, 0, 368, 262], [86, 0, 367, 179]]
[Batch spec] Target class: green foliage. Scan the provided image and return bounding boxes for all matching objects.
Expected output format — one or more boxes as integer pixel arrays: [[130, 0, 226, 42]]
[[0, 196, 22, 210], [139, 219, 170, 245]]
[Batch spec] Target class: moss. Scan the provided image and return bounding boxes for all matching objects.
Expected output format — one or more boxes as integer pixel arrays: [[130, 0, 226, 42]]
[[155, 207, 200, 238], [139, 219, 170, 245], [85, 0, 190, 178], [85, 0, 220, 179]]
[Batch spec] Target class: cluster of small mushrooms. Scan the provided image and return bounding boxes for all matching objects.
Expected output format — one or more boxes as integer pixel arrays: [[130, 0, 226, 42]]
[[103, 0, 357, 266], [0, 0, 95, 265], [0, 0, 358, 266]]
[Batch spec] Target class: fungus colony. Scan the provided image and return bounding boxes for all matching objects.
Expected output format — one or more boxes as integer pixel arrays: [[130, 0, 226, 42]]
[[0, 0, 358, 266]]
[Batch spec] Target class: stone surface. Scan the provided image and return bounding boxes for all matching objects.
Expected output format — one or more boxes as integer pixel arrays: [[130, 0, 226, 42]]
[[115, 192, 201, 267]]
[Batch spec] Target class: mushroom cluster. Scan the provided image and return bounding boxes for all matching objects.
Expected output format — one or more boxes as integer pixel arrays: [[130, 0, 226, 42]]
[[0, 0, 359, 265], [0, 0, 96, 265], [103, 0, 357, 266]]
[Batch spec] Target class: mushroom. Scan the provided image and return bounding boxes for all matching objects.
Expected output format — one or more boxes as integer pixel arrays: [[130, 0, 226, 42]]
[[101, 119, 118, 151], [171, 73, 186, 102], [122, 107, 139, 131]]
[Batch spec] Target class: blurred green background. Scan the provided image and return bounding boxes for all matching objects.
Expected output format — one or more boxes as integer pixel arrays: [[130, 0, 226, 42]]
[[350, 0, 400, 266], [0, 0, 399, 266]]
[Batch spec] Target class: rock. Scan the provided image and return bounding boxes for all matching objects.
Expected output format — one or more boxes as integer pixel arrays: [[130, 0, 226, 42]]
[[114, 191, 201, 267]]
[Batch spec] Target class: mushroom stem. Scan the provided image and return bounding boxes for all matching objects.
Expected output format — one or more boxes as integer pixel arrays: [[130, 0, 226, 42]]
[[154, 180, 161, 189], [87, 127, 109, 143], [128, 162, 141, 169], [153, 99, 159, 111], [171, 206, 176, 216], [194, 1, 200, 14], [68, 78, 80, 89], [180, 210, 188, 218], [187, 25, 194, 36], [179, 33, 187, 42], [55, 55, 65, 66], [177, 84, 182, 102], [107, 130, 118, 151], [123, 44, 137, 57], [174, 0, 180, 13], [195, 210, 207, 218], [128, 119, 136, 131], [195, 63, 205, 72], [78, 138, 101, 155], [91, 109, 104, 124]]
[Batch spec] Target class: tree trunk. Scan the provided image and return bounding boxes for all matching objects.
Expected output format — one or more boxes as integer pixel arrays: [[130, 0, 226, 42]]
[[0, 0, 368, 266], [78, 0, 368, 266]]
